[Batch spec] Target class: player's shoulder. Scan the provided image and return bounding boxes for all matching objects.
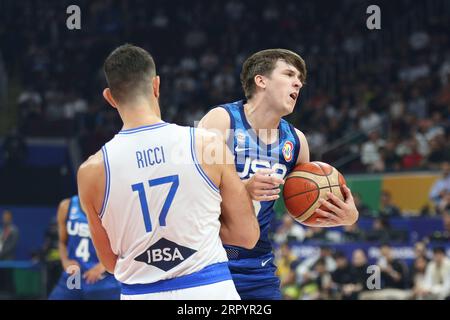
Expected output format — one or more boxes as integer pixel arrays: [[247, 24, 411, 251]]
[[193, 127, 223, 150], [293, 127, 306, 140], [198, 106, 232, 138], [202, 106, 231, 124], [58, 198, 71, 211], [56, 197, 72, 221], [78, 150, 104, 182]]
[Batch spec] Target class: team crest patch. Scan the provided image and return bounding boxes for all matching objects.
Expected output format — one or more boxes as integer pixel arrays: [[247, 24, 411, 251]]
[[282, 141, 294, 162]]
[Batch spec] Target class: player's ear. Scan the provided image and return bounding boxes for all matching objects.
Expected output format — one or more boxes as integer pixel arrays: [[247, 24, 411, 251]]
[[152, 76, 160, 99], [254, 75, 266, 90], [103, 88, 118, 109]]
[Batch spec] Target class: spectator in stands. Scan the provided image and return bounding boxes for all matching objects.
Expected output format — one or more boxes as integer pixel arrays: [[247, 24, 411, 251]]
[[377, 244, 409, 290], [295, 246, 336, 288], [360, 131, 385, 172], [347, 249, 369, 300], [428, 209, 450, 242], [341, 223, 366, 242], [358, 107, 382, 134], [295, 257, 334, 300], [401, 137, 425, 170], [429, 162, 450, 211], [273, 214, 306, 244], [426, 136, 450, 169], [0, 210, 19, 260], [39, 217, 61, 295], [2, 127, 27, 170], [414, 241, 430, 260], [312, 258, 333, 300], [415, 247, 450, 300], [275, 243, 299, 296], [379, 190, 402, 217], [331, 251, 353, 299], [366, 217, 394, 242], [303, 226, 329, 243], [435, 192, 450, 216], [380, 139, 402, 172], [0, 210, 19, 296], [410, 255, 429, 299]]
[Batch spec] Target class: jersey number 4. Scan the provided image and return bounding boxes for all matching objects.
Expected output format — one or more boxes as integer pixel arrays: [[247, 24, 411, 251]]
[[131, 175, 179, 233], [75, 238, 90, 262]]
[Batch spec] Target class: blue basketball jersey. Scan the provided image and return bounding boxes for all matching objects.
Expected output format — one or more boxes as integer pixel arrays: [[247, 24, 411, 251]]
[[49, 195, 121, 299], [221, 100, 301, 259], [66, 196, 99, 272]]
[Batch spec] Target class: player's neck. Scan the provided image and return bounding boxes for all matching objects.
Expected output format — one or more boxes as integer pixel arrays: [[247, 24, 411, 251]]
[[118, 102, 162, 130], [244, 100, 281, 131], [244, 100, 280, 145]]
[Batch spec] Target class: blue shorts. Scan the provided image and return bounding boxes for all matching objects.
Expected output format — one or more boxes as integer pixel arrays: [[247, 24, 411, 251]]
[[227, 253, 281, 300], [48, 273, 121, 300]]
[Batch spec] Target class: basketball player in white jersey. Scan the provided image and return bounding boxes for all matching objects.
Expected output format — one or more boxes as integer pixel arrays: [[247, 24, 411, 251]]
[[77, 44, 260, 300]]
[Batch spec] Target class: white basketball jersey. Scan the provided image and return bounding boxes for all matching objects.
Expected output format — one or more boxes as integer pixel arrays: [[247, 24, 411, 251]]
[[100, 122, 227, 285]]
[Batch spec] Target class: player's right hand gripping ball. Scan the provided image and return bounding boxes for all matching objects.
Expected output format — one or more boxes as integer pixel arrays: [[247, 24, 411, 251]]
[[283, 161, 346, 227]]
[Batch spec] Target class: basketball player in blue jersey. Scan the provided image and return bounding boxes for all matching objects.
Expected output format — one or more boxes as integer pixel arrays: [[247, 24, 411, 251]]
[[77, 45, 259, 299], [48, 195, 121, 300], [199, 49, 359, 299]]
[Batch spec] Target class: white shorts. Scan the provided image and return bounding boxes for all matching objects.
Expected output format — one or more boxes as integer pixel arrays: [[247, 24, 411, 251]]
[[120, 280, 240, 300]]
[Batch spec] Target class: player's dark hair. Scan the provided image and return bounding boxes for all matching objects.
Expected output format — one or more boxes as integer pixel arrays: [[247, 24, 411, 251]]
[[104, 44, 156, 103], [240, 48, 307, 100]]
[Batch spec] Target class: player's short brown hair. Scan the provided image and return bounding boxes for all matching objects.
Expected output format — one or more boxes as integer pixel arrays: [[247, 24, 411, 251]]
[[240, 49, 307, 100], [104, 44, 156, 103]]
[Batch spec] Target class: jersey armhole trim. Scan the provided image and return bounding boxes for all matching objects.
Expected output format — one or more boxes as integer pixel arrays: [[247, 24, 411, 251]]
[[189, 127, 220, 193], [99, 146, 111, 219], [289, 123, 301, 165], [218, 105, 235, 151]]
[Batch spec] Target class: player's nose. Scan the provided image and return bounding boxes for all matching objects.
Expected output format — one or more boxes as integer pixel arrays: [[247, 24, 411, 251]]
[[293, 78, 302, 89]]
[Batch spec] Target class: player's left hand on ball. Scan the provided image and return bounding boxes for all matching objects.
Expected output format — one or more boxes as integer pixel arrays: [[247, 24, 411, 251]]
[[244, 169, 284, 202], [83, 264, 106, 284], [314, 184, 359, 227]]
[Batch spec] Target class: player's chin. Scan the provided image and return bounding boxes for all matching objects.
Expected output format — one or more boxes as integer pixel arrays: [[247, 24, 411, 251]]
[[284, 101, 296, 114]]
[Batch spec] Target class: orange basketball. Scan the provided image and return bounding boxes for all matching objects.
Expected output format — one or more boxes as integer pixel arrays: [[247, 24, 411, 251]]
[[283, 161, 346, 227]]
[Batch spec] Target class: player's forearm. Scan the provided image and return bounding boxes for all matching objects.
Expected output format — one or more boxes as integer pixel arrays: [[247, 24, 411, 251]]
[[84, 204, 117, 273], [58, 242, 70, 267], [91, 228, 117, 273], [89, 230, 117, 273], [95, 249, 117, 273]]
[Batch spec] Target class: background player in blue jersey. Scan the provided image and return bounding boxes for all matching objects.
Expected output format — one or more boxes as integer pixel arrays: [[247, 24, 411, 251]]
[[199, 48, 359, 299], [48, 196, 121, 300]]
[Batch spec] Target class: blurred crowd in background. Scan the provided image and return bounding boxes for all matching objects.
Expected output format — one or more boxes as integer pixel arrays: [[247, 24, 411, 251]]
[[1, 0, 449, 170], [1, 0, 450, 299]]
